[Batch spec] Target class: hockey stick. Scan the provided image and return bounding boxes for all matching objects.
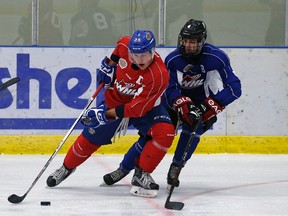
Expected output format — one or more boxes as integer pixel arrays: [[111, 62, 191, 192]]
[[165, 117, 202, 210], [7, 82, 104, 204], [0, 77, 20, 91]]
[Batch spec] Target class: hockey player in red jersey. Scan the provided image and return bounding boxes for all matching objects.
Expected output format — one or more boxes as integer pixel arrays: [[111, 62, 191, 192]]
[[102, 19, 242, 190], [46, 30, 175, 198]]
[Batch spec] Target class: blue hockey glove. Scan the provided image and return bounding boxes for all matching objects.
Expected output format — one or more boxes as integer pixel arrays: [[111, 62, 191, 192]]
[[97, 57, 116, 89], [81, 104, 108, 127]]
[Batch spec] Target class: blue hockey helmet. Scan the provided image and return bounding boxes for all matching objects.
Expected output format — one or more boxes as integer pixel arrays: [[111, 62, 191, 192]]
[[129, 30, 156, 54], [178, 19, 207, 57]]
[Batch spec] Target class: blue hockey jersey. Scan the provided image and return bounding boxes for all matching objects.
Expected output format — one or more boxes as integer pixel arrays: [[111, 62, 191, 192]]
[[163, 43, 242, 109]]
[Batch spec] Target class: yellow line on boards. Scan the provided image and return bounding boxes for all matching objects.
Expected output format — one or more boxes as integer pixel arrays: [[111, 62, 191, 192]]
[[0, 135, 287, 155]]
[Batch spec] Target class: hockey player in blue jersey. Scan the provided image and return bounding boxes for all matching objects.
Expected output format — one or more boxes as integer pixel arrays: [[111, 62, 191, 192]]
[[102, 19, 242, 189]]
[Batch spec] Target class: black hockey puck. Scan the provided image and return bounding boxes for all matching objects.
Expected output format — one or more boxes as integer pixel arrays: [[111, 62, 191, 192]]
[[40, 201, 51, 206]]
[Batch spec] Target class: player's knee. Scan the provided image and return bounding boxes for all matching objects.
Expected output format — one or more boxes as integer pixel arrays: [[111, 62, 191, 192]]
[[150, 122, 175, 149], [74, 134, 100, 156]]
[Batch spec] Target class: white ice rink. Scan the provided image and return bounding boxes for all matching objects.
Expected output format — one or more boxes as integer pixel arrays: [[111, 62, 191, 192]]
[[1, 154, 288, 216]]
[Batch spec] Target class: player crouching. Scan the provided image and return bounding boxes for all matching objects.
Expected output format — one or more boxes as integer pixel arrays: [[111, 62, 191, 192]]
[[46, 29, 175, 198]]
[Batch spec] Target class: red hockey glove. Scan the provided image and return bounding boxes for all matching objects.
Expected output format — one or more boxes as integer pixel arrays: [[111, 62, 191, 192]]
[[173, 96, 201, 126], [198, 97, 225, 122]]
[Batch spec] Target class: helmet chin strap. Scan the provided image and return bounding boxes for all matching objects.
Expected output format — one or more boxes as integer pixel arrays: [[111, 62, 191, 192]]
[[150, 47, 155, 59]]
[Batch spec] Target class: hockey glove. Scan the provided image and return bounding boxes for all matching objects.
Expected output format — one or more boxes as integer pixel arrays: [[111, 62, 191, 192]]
[[81, 104, 108, 128], [173, 96, 201, 126], [97, 57, 116, 89], [198, 97, 225, 122]]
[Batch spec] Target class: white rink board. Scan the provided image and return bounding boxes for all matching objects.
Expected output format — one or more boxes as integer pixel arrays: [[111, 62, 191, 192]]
[[0, 47, 287, 136]]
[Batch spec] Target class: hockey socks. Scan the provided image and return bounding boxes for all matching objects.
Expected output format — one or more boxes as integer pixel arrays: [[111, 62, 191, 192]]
[[120, 136, 146, 172], [130, 123, 174, 198], [64, 134, 100, 169], [139, 123, 174, 173]]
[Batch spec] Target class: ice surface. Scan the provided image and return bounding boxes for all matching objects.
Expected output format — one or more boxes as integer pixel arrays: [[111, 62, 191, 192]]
[[1, 154, 288, 216]]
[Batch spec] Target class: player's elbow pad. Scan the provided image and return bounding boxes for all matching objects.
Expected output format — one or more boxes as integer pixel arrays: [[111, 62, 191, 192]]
[[230, 80, 242, 98]]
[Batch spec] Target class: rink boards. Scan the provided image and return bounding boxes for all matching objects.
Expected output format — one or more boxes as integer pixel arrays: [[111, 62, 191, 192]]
[[1, 135, 287, 154], [0, 47, 287, 154]]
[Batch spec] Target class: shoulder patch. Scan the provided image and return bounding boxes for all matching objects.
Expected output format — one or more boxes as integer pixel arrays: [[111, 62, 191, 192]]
[[119, 58, 128, 69]]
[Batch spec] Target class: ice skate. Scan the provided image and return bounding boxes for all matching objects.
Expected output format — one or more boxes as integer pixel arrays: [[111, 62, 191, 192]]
[[46, 165, 75, 187], [167, 164, 180, 191], [102, 167, 129, 186], [130, 166, 159, 198]]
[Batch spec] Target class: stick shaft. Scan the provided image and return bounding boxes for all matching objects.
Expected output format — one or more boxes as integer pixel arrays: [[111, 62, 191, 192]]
[[8, 83, 104, 203], [165, 118, 201, 208], [0, 77, 20, 91]]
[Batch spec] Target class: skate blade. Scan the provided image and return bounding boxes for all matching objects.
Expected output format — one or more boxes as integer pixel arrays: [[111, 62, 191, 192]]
[[130, 185, 157, 198]]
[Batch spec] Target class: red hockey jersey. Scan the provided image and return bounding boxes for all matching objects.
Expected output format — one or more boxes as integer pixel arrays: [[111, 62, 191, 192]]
[[105, 36, 169, 118]]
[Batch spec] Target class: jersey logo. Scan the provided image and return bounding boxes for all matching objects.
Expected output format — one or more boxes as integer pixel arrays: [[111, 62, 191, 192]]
[[115, 79, 137, 96], [181, 74, 204, 89], [119, 58, 128, 69], [183, 64, 193, 73]]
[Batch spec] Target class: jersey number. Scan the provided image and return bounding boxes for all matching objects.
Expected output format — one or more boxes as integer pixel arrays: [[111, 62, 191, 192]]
[[93, 13, 108, 30]]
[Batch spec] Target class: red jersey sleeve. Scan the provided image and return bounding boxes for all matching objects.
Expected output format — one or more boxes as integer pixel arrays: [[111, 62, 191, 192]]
[[110, 36, 130, 62]]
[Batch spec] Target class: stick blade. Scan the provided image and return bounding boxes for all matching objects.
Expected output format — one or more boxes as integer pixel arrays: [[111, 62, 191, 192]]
[[165, 201, 185, 210], [7, 194, 26, 204]]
